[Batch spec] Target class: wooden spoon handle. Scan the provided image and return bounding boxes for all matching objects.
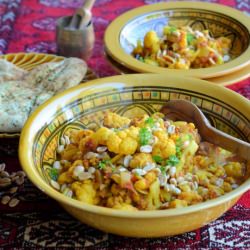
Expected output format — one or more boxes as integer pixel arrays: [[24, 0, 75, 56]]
[[194, 105, 250, 160], [68, 0, 95, 29], [81, 0, 95, 11], [77, 0, 95, 28], [203, 125, 250, 160], [161, 100, 250, 160]]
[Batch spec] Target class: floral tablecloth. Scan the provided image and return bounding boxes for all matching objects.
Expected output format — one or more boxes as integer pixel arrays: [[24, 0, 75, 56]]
[[0, 0, 249, 248]]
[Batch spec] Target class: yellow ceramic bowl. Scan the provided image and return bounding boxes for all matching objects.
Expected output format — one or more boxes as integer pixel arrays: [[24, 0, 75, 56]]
[[105, 52, 250, 86], [104, 2, 250, 79], [19, 74, 250, 237]]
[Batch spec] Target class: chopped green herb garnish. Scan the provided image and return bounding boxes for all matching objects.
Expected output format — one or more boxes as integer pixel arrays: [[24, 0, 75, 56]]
[[164, 26, 178, 35], [49, 168, 59, 181], [138, 57, 144, 62], [176, 137, 182, 145], [176, 134, 192, 148], [153, 155, 163, 164], [166, 155, 180, 166], [187, 33, 195, 45], [160, 166, 167, 175], [145, 117, 155, 128], [98, 159, 111, 170], [139, 127, 152, 146], [175, 145, 182, 158], [168, 26, 177, 33]]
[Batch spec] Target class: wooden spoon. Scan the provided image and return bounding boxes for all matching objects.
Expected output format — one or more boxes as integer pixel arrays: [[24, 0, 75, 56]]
[[67, 0, 96, 30], [161, 99, 250, 160]]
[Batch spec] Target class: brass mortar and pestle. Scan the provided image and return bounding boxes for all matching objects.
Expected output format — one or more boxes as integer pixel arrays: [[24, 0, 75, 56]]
[[56, 0, 95, 60]]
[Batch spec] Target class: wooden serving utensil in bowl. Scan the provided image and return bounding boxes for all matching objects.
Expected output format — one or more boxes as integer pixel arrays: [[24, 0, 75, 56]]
[[161, 100, 250, 160]]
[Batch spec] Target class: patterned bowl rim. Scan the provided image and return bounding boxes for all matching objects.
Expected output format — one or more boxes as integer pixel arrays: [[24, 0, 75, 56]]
[[104, 2, 250, 79], [19, 74, 250, 218]]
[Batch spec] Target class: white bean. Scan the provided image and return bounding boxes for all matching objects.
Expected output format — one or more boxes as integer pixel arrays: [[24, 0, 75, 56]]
[[169, 166, 176, 177], [140, 145, 152, 153], [132, 168, 147, 176], [167, 125, 175, 134], [50, 180, 60, 190], [53, 161, 61, 170], [96, 146, 107, 153], [57, 145, 64, 154], [143, 163, 156, 172], [123, 155, 133, 167], [84, 152, 99, 159], [73, 165, 85, 177], [78, 172, 92, 181], [88, 167, 96, 174]]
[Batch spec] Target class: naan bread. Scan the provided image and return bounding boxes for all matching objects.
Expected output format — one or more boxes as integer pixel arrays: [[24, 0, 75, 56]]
[[0, 57, 88, 132], [0, 81, 37, 132], [24, 58, 87, 93], [0, 59, 27, 83]]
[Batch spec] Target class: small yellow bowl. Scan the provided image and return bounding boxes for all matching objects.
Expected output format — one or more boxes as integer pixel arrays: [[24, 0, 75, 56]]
[[104, 2, 250, 79], [19, 74, 250, 237], [105, 52, 250, 86]]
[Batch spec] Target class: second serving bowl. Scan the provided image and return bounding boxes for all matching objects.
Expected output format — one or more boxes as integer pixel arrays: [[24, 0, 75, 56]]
[[104, 2, 250, 79]]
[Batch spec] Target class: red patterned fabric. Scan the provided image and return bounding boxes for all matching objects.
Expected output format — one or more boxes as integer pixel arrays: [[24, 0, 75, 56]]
[[0, 0, 249, 248]]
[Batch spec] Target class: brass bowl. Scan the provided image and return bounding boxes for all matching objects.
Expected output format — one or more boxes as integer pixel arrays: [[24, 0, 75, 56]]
[[19, 74, 250, 237], [104, 2, 250, 79]]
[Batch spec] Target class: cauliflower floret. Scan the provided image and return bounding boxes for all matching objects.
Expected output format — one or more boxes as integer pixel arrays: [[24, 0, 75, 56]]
[[224, 162, 244, 179], [103, 112, 131, 129], [152, 139, 176, 159], [129, 153, 153, 168], [119, 137, 138, 155], [71, 180, 96, 205], [153, 130, 169, 142], [116, 130, 127, 139], [93, 127, 113, 145], [125, 126, 140, 140], [106, 131, 138, 155], [144, 31, 160, 53], [107, 133, 122, 154]]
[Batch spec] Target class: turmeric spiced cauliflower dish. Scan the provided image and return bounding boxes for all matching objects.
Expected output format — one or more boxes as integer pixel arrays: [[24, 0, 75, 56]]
[[132, 25, 231, 69], [49, 112, 249, 211]]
